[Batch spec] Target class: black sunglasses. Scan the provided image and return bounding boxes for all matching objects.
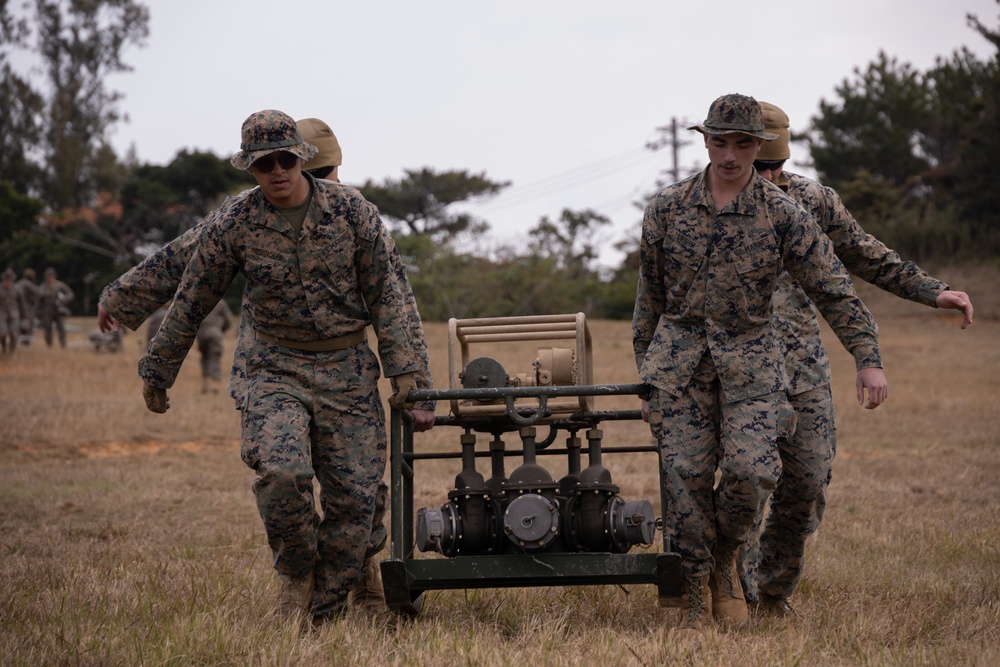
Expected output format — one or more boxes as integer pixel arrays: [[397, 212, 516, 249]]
[[252, 152, 299, 173], [754, 159, 786, 172]]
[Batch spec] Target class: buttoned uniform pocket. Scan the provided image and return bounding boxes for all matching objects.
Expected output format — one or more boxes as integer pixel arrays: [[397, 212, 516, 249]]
[[312, 228, 357, 285], [244, 251, 291, 285], [731, 236, 779, 320], [296, 227, 361, 322], [242, 250, 294, 312], [660, 229, 708, 303]]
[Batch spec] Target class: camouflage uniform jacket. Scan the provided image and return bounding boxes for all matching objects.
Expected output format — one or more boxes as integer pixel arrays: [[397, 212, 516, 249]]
[[37, 280, 74, 317], [15, 278, 38, 321], [772, 171, 947, 395], [633, 167, 882, 404], [102, 190, 434, 408], [137, 176, 432, 400], [0, 282, 23, 321]]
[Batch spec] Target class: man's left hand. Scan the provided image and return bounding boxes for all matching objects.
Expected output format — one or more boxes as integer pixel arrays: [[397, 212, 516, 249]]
[[388, 373, 417, 409], [411, 409, 435, 432], [856, 367, 888, 410]]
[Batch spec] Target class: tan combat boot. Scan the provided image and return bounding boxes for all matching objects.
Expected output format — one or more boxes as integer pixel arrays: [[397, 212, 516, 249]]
[[675, 574, 712, 633], [276, 570, 314, 620], [350, 556, 386, 614], [709, 538, 748, 627]]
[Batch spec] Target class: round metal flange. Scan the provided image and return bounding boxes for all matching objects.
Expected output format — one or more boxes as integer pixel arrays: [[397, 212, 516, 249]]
[[461, 357, 508, 390], [503, 493, 559, 550]]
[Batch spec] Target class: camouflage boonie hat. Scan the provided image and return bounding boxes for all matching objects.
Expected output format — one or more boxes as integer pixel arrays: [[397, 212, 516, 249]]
[[44, 267, 57, 277], [689, 94, 778, 141], [230, 110, 318, 170], [2, 268, 14, 281], [297, 118, 342, 170], [757, 101, 791, 160]]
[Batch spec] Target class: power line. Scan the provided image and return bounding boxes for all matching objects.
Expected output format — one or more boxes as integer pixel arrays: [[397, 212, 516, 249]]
[[473, 145, 666, 212], [592, 159, 674, 214]]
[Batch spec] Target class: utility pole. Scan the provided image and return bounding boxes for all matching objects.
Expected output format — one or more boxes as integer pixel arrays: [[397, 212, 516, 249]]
[[645, 117, 692, 185]]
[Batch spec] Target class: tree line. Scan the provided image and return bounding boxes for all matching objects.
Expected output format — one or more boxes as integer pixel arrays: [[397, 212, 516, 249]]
[[805, 8, 1000, 264], [1, 1, 997, 320]]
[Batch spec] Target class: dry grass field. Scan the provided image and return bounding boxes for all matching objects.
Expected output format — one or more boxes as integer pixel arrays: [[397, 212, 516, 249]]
[[1, 264, 998, 666]]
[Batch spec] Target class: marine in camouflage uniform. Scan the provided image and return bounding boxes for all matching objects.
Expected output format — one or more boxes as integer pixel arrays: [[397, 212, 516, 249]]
[[99, 118, 434, 615], [739, 102, 975, 615], [16, 268, 39, 346], [37, 267, 74, 348], [134, 110, 434, 623], [100, 119, 433, 408], [633, 94, 887, 633], [0, 268, 23, 353], [196, 299, 233, 393]]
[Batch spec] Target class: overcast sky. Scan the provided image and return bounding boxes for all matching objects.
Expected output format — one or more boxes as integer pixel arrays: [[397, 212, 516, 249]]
[[99, 0, 998, 267]]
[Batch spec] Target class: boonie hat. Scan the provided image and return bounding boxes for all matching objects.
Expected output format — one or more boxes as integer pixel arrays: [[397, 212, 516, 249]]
[[230, 110, 318, 170], [756, 102, 791, 161], [689, 94, 778, 141], [44, 267, 57, 277], [297, 118, 342, 170], [2, 268, 14, 281]]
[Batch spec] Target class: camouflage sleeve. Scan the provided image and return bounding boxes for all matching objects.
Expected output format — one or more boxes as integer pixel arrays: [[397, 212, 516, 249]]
[[382, 229, 436, 411], [778, 201, 882, 371], [632, 201, 666, 372], [817, 184, 947, 307], [99, 226, 201, 330], [353, 201, 435, 402], [138, 218, 240, 389]]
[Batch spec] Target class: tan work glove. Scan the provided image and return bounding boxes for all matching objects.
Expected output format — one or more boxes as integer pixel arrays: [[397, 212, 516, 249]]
[[142, 382, 170, 413], [388, 373, 417, 409]]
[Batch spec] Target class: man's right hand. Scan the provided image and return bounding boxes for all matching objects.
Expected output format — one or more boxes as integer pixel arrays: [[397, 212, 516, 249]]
[[142, 382, 170, 413], [935, 290, 974, 329], [97, 303, 120, 334]]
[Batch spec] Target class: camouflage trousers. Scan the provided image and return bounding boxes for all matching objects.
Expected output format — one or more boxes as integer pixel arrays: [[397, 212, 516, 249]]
[[0, 311, 16, 351], [41, 314, 67, 347], [648, 352, 791, 579], [739, 384, 835, 601], [240, 338, 386, 619]]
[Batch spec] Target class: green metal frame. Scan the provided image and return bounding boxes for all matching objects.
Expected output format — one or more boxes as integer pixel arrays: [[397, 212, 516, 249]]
[[384, 383, 683, 616]]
